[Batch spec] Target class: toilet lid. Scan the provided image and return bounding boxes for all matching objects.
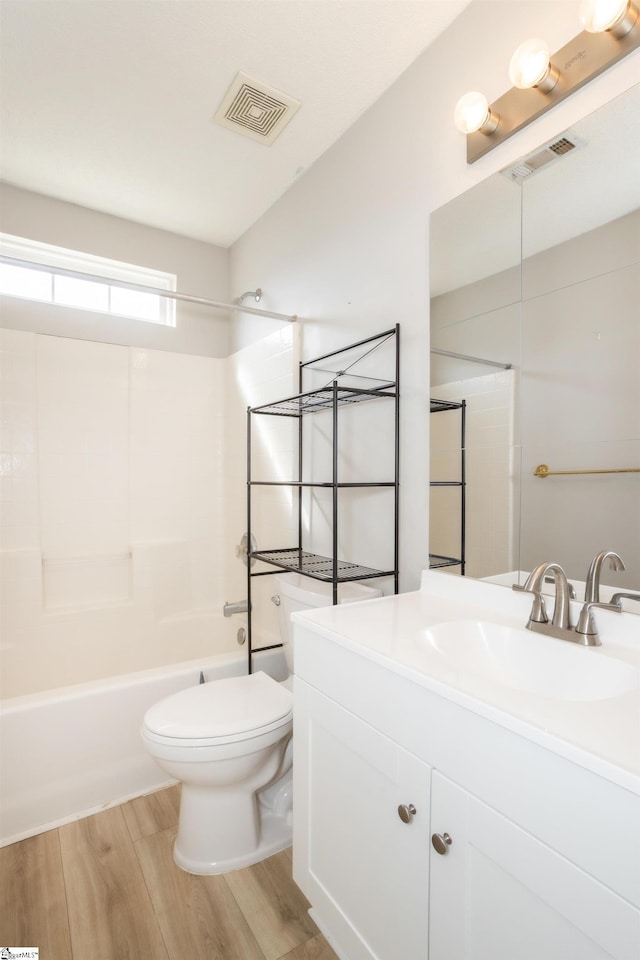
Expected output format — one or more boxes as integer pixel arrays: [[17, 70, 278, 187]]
[[143, 671, 292, 740]]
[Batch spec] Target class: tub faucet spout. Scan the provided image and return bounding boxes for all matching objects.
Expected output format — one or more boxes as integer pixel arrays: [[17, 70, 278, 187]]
[[223, 600, 249, 618]]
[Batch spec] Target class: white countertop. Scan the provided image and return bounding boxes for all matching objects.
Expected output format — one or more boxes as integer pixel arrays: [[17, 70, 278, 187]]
[[292, 571, 640, 794]]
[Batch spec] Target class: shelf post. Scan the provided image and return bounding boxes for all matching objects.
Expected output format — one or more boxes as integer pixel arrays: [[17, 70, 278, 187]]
[[394, 323, 400, 594], [332, 379, 339, 606], [246, 406, 253, 674]]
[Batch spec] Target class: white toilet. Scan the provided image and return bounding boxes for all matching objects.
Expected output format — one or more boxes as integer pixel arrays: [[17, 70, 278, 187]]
[[141, 573, 382, 875]]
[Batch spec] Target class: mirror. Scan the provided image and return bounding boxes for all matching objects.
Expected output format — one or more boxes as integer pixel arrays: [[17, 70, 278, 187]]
[[429, 84, 640, 597]]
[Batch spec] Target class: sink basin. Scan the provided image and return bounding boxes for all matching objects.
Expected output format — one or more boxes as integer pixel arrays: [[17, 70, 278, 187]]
[[421, 619, 639, 701]]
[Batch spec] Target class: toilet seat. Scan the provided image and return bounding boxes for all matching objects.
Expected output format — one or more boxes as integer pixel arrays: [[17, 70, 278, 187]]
[[142, 671, 293, 748]]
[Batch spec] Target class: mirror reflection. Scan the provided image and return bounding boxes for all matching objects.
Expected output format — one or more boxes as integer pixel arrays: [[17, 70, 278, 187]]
[[429, 84, 639, 599]]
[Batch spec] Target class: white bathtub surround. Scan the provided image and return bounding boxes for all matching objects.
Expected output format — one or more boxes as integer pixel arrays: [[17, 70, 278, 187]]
[[0, 323, 298, 696], [0, 329, 230, 696], [0, 646, 286, 846], [292, 572, 640, 960]]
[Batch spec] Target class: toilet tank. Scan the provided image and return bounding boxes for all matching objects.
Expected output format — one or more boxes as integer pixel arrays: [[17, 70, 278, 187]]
[[274, 573, 383, 673]]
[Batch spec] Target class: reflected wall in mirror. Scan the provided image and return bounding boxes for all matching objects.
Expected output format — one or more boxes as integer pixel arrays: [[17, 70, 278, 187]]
[[429, 84, 639, 599]]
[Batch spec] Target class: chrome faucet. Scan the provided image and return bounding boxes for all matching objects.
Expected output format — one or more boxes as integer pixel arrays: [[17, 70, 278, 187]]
[[513, 560, 623, 646], [584, 550, 625, 603], [513, 562, 573, 639]]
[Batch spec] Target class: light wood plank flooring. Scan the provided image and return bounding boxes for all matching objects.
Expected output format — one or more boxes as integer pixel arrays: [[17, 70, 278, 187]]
[[0, 785, 339, 960]]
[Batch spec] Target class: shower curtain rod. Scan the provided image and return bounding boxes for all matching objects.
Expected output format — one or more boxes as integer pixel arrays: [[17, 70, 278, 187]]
[[0, 254, 297, 323], [431, 347, 512, 370]]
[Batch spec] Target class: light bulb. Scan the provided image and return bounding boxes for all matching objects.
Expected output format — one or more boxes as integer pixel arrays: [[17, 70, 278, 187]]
[[509, 38, 558, 93], [579, 0, 637, 36], [453, 92, 498, 135]]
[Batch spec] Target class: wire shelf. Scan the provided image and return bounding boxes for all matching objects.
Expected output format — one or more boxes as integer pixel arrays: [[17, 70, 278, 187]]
[[251, 548, 390, 582], [428, 553, 463, 569], [252, 384, 396, 417], [430, 398, 464, 413]]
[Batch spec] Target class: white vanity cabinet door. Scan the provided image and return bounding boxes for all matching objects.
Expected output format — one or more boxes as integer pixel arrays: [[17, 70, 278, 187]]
[[293, 679, 431, 960], [429, 771, 640, 960]]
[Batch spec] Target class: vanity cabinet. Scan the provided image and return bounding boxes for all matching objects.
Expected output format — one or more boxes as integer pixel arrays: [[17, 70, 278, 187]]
[[294, 679, 431, 960], [430, 771, 638, 960], [292, 619, 640, 960]]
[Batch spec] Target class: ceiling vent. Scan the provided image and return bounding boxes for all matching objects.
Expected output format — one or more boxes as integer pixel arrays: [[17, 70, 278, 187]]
[[214, 72, 301, 146], [501, 133, 586, 183]]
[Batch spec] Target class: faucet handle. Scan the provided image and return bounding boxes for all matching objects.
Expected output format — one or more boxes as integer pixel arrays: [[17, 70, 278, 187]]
[[610, 592, 640, 606], [575, 600, 622, 642], [512, 583, 548, 623]]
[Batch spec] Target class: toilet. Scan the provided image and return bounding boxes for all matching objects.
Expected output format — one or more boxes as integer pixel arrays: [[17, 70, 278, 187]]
[[141, 573, 382, 875]]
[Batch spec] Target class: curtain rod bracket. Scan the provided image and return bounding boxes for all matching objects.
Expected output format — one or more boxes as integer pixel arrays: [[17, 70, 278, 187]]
[[235, 288, 262, 305]]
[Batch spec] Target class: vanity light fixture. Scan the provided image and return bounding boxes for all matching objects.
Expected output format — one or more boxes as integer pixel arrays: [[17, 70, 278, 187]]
[[580, 0, 638, 37], [456, 0, 640, 162], [453, 92, 499, 134], [508, 39, 559, 92]]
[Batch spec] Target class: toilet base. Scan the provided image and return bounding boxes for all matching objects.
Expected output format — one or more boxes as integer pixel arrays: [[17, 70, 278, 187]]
[[172, 764, 294, 876], [173, 810, 292, 875]]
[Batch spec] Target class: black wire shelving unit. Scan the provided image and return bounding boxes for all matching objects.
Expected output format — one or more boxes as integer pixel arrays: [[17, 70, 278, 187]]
[[246, 326, 400, 672], [429, 397, 466, 575]]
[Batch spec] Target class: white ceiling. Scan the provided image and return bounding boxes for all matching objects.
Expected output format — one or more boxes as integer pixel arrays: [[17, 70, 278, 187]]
[[0, 0, 470, 248]]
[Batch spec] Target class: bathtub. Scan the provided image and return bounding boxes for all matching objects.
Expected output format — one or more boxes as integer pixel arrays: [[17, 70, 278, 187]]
[[0, 647, 286, 846]]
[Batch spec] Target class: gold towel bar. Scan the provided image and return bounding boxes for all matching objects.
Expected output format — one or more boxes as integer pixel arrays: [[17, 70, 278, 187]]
[[534, 464, 640, 479]]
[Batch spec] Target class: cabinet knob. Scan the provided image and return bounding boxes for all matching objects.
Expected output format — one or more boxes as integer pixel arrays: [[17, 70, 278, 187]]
[[431, 832, 453, 855], [397, 803, 417, 823]]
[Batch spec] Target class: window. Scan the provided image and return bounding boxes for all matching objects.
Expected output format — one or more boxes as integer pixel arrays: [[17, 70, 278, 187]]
[[0, 234, 176, 326]]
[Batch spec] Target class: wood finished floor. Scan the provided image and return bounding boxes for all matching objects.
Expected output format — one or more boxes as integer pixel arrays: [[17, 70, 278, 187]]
[[0, 785, 339, 960]]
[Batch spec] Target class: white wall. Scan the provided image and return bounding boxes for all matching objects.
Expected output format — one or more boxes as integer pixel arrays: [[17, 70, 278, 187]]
[[229, 0, 640, 591], [0, 183, 230, 358]]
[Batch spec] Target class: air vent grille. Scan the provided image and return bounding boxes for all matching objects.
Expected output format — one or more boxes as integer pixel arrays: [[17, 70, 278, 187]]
[[214, 72, 301, 145], [501, 133, 585, 183], [548, 136, 576, 156]]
